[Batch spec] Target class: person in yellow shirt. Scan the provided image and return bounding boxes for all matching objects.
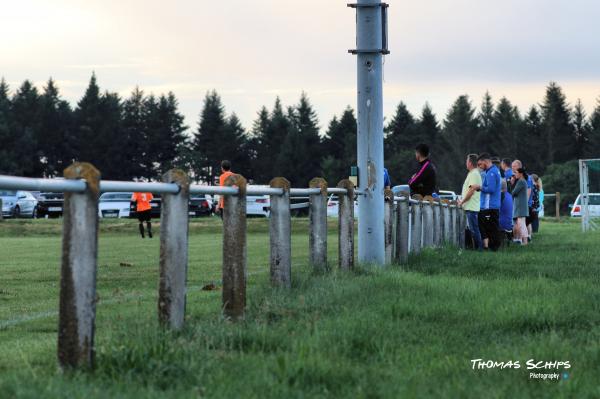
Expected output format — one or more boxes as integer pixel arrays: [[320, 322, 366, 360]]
[[131, 192, 154, 238], [458, 154, 482, 250]]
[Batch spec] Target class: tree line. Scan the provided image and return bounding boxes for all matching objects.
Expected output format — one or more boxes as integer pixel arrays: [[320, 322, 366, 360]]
[[1, 75, 599, 205]]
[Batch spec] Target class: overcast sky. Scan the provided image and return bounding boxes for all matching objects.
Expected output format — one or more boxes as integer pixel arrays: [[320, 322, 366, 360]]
[[1, 0, 599, 133]]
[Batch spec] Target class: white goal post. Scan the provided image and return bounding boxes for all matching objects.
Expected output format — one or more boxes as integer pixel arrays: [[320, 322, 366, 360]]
[[579, 158, 600, 232]]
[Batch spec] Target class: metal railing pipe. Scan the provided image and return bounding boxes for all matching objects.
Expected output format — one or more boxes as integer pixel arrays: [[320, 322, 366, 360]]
[[0, 175, 86, 193]]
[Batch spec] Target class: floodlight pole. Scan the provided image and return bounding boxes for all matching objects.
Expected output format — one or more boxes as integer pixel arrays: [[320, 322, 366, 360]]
[[349, 1, 388, 264]]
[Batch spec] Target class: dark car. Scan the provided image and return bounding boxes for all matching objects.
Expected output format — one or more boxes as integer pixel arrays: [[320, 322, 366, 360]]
[[36, 192, 65, 218], [129, 194, 213, 219]]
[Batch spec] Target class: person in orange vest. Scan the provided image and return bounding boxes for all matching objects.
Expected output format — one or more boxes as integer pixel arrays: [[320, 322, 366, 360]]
[[215, 160, 233, 218], [131, 192, 154, 238]]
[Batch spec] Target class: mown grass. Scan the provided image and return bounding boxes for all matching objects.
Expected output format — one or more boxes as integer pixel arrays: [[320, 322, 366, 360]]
[[0, 217, 599, 398]]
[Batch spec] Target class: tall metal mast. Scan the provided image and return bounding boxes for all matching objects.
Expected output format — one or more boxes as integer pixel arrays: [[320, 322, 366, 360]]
[[349, 1, 388, 264]]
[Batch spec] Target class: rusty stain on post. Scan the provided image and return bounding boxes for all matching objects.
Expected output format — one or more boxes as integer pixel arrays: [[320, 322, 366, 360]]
[[158, 169, 190, 329], [338, 179, 355, 270], [269, 177, 291, 288], [384, 189, 394, 264], [58, 162, 100, 370], [222, 174, 247, 319], [309, 177, 328, 272]]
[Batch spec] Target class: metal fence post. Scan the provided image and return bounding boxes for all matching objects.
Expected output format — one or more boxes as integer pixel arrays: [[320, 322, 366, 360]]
[[158, 169, 190, 329], [395, 197, 409, 263], [309, 178, 328, 272], [57, 162, 100, 370], [442, 201, 451, 244], [269, 177, 291, 288], [411, 199, 422, 254], [384, 189, 394, 264], [422, 197, 434, 248], [222, 174, 247, 320], [432, 199, 441, 247], [338, 179, 355, 270]]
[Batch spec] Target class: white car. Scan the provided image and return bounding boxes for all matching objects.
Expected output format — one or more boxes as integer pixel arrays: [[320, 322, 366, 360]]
[[326, 194, 358, 218], [98, 192, 133, 219], [246, 186, 270, 217], [570, 194, 600, 217]]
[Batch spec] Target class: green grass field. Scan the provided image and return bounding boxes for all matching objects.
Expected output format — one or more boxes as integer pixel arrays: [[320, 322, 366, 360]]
[[1, 217, 599, 398]]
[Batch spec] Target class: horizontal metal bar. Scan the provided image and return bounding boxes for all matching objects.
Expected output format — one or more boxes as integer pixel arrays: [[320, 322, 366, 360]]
[[189, 185, 238, 195], [347, 2, 389, 8], [0, 175, 86, 192], [100, 180, 179, 194], [247, 187, 284, 196], [327, 188, 349, 195], [290, 202, 309, 210], [348, 49, 390, 55], [290, 188, 322, 196]]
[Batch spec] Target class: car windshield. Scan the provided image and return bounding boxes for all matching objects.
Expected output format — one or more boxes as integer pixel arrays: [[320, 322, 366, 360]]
[[100, 193, 132, 202], [0, 190, 17, 197]]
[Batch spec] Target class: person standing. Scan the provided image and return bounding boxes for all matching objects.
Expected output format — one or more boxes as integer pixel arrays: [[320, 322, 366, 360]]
[[458, 154, 482, 250], [512, 159, 534, 241], [511, 168, 530, 245], [499, 179, 514, 241], [131, 192, 154, 238], [384, 168, 391, 190], [530, 174, 542, 233], [408, 143, 437, 197], [215, 160, 234, 218], [501, 158, 513, 187], [471, 153, 502, 250]]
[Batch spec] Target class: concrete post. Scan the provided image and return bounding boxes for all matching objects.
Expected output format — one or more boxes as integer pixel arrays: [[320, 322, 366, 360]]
[[410, 199, 422, 254], [352, 0, 386, 265], [422, 197, 434, 248], [338, 180, 355, 270], [395, 197, 409, 263], [432, 199, 442, 247], [555, 192, 561, 220], [309, 178, 328, 272], [222, 174, 247, 320], [458, 207, 466, 249], [384, 189, 394, 264], [158, 169, 190, 330], [0, 198, 3, 221], [449, 204, 457, 246], [269, 177, 291, 288], [57, 162, 100, 370], [442, 201, 451, 244]]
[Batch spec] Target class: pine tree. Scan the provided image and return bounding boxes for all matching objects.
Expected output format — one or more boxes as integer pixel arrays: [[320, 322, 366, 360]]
[[321, 107, 357, 184], [476, 91, 494, 150], [440, 95, 479, 191], [121, 87, 148, 179], [10, 80, 42, 176], [0, 78, 14, 174], [490, 97, 522, 158], [98, 91, 128, 179], [250, 104, 275, 183], [384, 102, 416, 184], [37, 79, 75, 176], [522, 106, 544, 173], [73, 73, 103, 168], [572, 99, 590, 159], [540, 82, 575, 165], [589, 99, 600, 157], [416, 103, 440, 145]]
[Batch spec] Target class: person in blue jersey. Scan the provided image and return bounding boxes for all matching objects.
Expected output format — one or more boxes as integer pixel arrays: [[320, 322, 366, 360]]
[[471, 153, 502, 251], [499, 179, 514, 242], [383, 168, 391, 190], [501, 158, 513, 189]]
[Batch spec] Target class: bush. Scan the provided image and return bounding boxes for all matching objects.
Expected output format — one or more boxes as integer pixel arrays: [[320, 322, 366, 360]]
[[542, 160, 579, 213]]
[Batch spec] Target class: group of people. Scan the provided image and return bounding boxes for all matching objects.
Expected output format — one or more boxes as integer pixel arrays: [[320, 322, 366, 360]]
[[406, 144, 544, 251], [458, 154, 544, 251]]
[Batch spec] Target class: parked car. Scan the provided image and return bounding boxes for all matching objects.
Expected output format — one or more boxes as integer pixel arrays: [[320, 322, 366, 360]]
[[246, 186, 270, 217], [0, 190, 38, 218], [392, 185, 410, 197], [438, 190, 458, 201], [37, 192, 64, 218], [99, 192, 133, 219], [326, 194, 358, 218], [570, 194, 600, 217], [189, 194, 214, 217]]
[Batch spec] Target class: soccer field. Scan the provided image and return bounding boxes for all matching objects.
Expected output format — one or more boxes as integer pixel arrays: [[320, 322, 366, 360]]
[[1, 218, 599, 398]]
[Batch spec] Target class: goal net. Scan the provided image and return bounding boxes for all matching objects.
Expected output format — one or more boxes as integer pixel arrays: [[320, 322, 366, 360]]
[[578, 159, 600, 232]]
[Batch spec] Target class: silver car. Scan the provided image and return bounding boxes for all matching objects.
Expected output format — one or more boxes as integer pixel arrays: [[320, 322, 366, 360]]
[[0, 190, 39, 218]]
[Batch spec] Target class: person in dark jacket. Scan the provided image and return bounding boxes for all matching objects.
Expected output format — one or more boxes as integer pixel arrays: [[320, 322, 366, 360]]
[[511, 168, 530, 245], [408, 143, 437, 197], [471, 153, 502, 250]]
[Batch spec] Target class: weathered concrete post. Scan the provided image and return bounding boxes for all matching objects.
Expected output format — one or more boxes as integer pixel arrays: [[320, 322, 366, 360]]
[[442, 201, 451, 244], [158, 169, 190, 330], [222, 174, 247, 320], [432, 199, 442, 247], [410, 197, 423, 254], [58, 162, 100, 370], [0, 198, 3, 221], [449, 204, 457, 246], [458, 207, 466, 249], [384, 189, 394, 264], [338, 180, 355, 270], [269, 177, 291, 288], [309, 178, 328, 272], [395, 197, 410, 263], [422, 197, 434, 248]]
